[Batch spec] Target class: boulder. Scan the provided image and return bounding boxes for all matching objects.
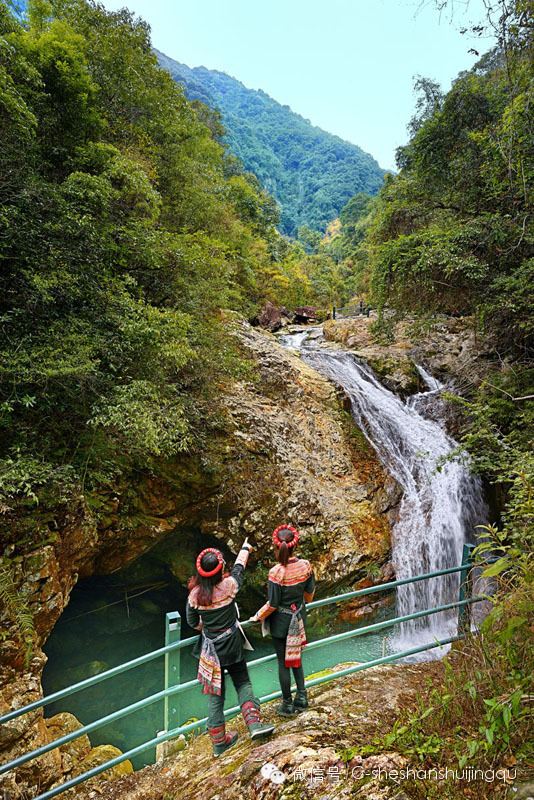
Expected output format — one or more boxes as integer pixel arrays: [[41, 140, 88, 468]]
[[366, 354, 421, 397], [45, 712, 91, 774], [294, 305, 318, 323], [73, 744, 133, 781], [337, 594, 394, 623], [251, 301, 291, 332]]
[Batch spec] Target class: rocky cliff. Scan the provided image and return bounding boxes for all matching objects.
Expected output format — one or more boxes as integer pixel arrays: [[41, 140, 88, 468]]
[[0, 320, 398, 798], [323, 315, 492, 394]]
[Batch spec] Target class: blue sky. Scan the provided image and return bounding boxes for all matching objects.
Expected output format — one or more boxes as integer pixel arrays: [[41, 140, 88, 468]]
[[102, 0, 494, 170]]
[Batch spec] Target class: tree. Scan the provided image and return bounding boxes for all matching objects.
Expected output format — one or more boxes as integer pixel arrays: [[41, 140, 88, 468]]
[[0, 0, 282, 502]]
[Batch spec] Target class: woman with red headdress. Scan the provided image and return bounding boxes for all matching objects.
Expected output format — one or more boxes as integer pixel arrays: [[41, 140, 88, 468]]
[[250, 525, 316, 716], [186, 538, 274, 757]]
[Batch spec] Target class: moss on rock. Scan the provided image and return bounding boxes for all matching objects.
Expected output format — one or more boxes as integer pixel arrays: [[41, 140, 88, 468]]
[[74, 745, 133, 781]]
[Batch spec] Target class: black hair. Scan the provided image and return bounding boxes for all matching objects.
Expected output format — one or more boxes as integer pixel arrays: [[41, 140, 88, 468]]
[[275, 528, 296, 567], [188, 552, 224, 606]]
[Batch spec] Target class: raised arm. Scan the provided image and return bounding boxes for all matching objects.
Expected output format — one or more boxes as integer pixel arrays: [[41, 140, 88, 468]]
[[229, 537, 253, 592]]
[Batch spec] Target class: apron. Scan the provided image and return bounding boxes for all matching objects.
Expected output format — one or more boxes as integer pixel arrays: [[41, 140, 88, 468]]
[[262, 603, 307, 668], [198, 605, 253, 695], [235, 602, 254, 651]]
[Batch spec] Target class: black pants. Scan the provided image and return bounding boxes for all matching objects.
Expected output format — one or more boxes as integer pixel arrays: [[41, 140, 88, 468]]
[[272, 636, 305, 700], [207, 659, 255, 728]]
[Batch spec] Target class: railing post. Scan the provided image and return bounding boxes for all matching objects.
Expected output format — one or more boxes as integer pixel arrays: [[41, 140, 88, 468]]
[[458, 543, 475, 633], [332, 305, 336, 319], [164, 611, 181, 732]]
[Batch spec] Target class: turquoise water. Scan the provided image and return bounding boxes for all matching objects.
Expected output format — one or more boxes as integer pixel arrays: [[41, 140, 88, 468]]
[[43, 576, 179, 768], [176, 604, 393, 733], [42, 565, 393, 770]]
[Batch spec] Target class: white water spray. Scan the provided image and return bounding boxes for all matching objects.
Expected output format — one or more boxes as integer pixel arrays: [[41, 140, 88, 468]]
[[280, 329, 486, 653]]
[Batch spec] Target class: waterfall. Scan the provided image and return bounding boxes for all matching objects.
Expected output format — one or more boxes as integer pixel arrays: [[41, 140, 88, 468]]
[[280, 329, 486, 654]]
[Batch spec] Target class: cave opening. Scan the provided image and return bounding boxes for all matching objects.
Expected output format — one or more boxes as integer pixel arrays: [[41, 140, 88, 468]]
[[41, 528, 222, 767], [42, 530, 391, 768]]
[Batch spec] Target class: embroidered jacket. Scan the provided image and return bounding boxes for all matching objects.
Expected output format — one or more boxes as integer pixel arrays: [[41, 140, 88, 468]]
[[256, 556, 316, 638], [186, 548, 249, 666]]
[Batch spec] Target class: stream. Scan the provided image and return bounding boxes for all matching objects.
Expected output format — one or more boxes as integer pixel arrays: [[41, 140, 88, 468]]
[[42, 325, 487, 766], [279, 327, 487, 652]]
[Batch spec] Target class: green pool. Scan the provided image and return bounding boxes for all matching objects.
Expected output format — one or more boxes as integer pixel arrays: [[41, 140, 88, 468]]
[[42, 571, 393, 769]]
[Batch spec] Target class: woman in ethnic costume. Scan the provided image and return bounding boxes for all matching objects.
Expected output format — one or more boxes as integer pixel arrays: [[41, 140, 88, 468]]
[[186, 539, 275, 757], [250, 525, 316, 716]]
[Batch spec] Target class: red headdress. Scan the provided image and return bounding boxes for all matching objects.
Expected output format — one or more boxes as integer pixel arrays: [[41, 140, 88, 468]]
[[272, 524, 300, 549], [196, 548, 224, 577]]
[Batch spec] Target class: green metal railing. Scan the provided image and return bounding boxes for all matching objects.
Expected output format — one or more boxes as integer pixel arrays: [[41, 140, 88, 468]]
[[1, 543, 482, 800], [332, 301, 372, 319]]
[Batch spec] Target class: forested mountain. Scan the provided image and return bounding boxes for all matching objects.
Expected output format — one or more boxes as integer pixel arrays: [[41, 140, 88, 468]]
[[156, 50, 385, 236], [0, 0, 366, 507], [0, 0, 285, 498]]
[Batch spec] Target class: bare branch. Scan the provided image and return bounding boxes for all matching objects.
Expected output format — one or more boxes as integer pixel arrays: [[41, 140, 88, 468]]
[[484, 382, 534, 402]]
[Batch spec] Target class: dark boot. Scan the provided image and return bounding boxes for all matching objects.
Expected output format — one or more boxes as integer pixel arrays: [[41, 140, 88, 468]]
[[208, 724, 238, 757], [241, 700, 275, 740], [277, 697, 296, 717], [293, 690, 309, 712]]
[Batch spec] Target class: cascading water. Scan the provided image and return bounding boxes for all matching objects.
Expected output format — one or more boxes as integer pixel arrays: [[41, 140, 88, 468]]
[[280, 329, 487, 654]]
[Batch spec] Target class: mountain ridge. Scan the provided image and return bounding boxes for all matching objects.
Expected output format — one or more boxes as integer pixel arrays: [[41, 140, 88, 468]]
[[156, 49, 385, 235]]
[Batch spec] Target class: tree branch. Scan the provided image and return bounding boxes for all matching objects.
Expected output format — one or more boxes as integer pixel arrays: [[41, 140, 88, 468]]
[[484, 381, 534, 402]]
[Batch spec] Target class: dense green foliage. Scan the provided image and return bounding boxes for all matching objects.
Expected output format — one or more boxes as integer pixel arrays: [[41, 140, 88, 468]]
[[156, 50, 385, 236], [258, 235, 360, 311], [0, 0, 384, 513], [256, 192, 378, 312], [329, 3, 533, 788], [363, 46, 532, 355], [0, 0, 290, 502]]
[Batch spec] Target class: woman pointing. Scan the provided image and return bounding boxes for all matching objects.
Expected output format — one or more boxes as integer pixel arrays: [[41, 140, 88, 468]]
[[186, 538, 275, 757]]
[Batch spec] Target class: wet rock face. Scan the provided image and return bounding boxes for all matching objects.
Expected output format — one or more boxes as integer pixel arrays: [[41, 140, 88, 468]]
[[323, 318, 421, 398], [211, 323, 394, 589], [0, 320, 396, 797], [90, 321, 395, 589], [322, 315, 494, 441], [336, 563, 396, 624], [323, 315, 492, 391]]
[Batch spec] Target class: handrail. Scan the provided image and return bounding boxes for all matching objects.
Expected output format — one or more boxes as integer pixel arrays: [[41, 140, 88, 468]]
[[0, 594, 481, 774], [30, 633, 462, 800], [1, 547, 485, 799], [0, 639, 187, 724], [306, 563, 468, 610], [0, 562, 470, 725], [332, 302, 372, 319]]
